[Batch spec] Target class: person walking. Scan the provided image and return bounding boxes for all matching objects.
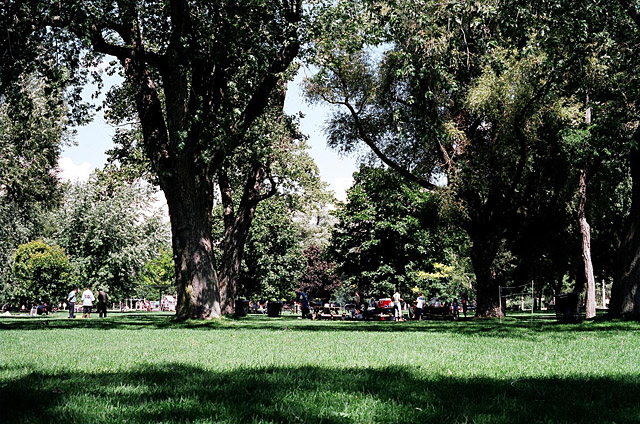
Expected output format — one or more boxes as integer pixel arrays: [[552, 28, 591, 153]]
[[97, 288, 108, 318], [393, 289, 404, 321], [81, 287, 95, 319], [67, 288, 78, 318]]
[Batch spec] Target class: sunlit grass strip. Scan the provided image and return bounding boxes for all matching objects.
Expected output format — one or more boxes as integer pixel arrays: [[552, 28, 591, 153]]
[[2, 313, 640, 423]]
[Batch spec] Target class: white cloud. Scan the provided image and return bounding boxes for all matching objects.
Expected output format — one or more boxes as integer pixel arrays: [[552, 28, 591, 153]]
[[58, 157, 94, 182], [331, 176, 354, 202]]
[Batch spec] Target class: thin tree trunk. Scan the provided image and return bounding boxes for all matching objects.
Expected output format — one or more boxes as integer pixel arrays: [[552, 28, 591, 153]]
[[218, 164, 276, 314], [577, 170, 597, 319]]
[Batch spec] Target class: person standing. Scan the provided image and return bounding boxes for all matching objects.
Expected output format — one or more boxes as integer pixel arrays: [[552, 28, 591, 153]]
[[393, 289, 404, 321], [452, 298, 460, 320], [67, 288, 78, 319], [97, 288, 108, 318], [82, 287, 95, 319], [415, 292, 425, 321], [301, 292, 310, 319], [462, 294, 468, 318]]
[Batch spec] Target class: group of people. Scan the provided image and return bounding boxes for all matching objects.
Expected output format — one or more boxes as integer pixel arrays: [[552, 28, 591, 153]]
[[66, 287, 108, 319], [351, 290, 470, 321], [411, 293, 470, 320]]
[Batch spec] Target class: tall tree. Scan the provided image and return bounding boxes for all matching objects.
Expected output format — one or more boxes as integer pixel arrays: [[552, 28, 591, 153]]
[[238, 196, 305, 301], [1, 0, 303, 319], [305, 0, 598, 316], [329, 166, 468, 299], [0, 75, 66, 298], [216, 116, 333, 312], [52, 171, 169, 301], [609, 0, 640, 319]]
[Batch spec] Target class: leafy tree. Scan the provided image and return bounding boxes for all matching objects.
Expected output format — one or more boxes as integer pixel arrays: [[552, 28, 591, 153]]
[[1, 0, 303, 319], [297, 244, 341, 302], [329, 166, 470, 300], [304, 0, 629, 316], [216, 93, 332, 312], [52, 171, 169, 300], [608, 0, 640, 319], [10, 240, 73, 308], [236, 197, 305, 301], [0, 76, 66, 300], [137, 248, 175, 301]]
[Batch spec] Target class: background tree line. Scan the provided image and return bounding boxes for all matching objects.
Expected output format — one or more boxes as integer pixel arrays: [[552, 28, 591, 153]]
[[3, 0, 640, 319]]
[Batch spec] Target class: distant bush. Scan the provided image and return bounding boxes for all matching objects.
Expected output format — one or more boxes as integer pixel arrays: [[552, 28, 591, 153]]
[[11, 239, 73, 307]]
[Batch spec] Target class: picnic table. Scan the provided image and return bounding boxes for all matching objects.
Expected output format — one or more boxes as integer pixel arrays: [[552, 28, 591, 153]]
[[313, 304, 342, 320], [423, 305, 454, 320]]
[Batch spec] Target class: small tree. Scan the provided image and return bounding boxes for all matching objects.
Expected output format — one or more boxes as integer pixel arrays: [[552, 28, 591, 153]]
[[297, 245, 341, 301], [11, 240, 73, 307], [138, 248, 175, 301]]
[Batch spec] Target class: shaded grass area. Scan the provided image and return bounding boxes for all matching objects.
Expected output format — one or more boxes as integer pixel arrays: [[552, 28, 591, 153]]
[[2, 313, 640, 423]]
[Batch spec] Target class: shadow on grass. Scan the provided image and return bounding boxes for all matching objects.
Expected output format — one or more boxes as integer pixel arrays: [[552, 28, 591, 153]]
[[3, 363, 640, 424], [2, 313, 639, 338]]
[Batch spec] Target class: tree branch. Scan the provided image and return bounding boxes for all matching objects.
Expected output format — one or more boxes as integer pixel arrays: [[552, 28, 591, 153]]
[[233, 0, 302, 137], [341, 100, 438, 191]]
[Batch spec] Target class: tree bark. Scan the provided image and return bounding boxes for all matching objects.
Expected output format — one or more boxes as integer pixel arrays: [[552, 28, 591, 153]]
[[163, 164, 221, 319], [610, 146, 640, 318], [466, 223, 503, 318], [577, 170, 597, 319]]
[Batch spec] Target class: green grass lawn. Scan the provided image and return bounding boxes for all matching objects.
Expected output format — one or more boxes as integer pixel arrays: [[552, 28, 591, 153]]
[[2, 312, 639, 424]]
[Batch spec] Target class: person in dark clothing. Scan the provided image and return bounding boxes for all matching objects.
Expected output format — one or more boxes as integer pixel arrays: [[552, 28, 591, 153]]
[[301, 292, 311, 319], [36, 303, 50, 315], [462, 294, 468, 318], [97, 288, 108, 318]]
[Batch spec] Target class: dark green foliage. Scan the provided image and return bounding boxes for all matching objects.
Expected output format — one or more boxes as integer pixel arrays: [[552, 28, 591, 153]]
[[304, 0, 640, 316], [234, 197, 304, 301], [1, 0, 304, 318], [329, 166, 470, 299]]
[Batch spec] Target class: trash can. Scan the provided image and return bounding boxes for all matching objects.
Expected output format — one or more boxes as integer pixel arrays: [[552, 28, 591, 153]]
[[234, 299, 249, 317], [267, 302, 282, 317], [555, 293, 580, 323]]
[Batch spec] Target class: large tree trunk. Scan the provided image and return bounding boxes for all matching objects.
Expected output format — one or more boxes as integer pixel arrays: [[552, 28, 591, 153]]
[[163, 166, 221, 320], [577, 170, 597, 319], [467, 225, 503, 318], [610, 146, 640, 318]]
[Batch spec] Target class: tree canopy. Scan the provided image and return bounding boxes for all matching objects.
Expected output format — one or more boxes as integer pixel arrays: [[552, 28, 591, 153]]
[[1, 0, 304, 319], [304, 0, 640, 317]]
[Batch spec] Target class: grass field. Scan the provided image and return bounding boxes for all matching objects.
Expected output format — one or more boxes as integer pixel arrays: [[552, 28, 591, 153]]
[[1, 312, 639, 424]]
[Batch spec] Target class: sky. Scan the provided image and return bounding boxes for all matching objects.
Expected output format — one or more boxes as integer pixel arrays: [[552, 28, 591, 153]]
[[59, 69, 358, 203]]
